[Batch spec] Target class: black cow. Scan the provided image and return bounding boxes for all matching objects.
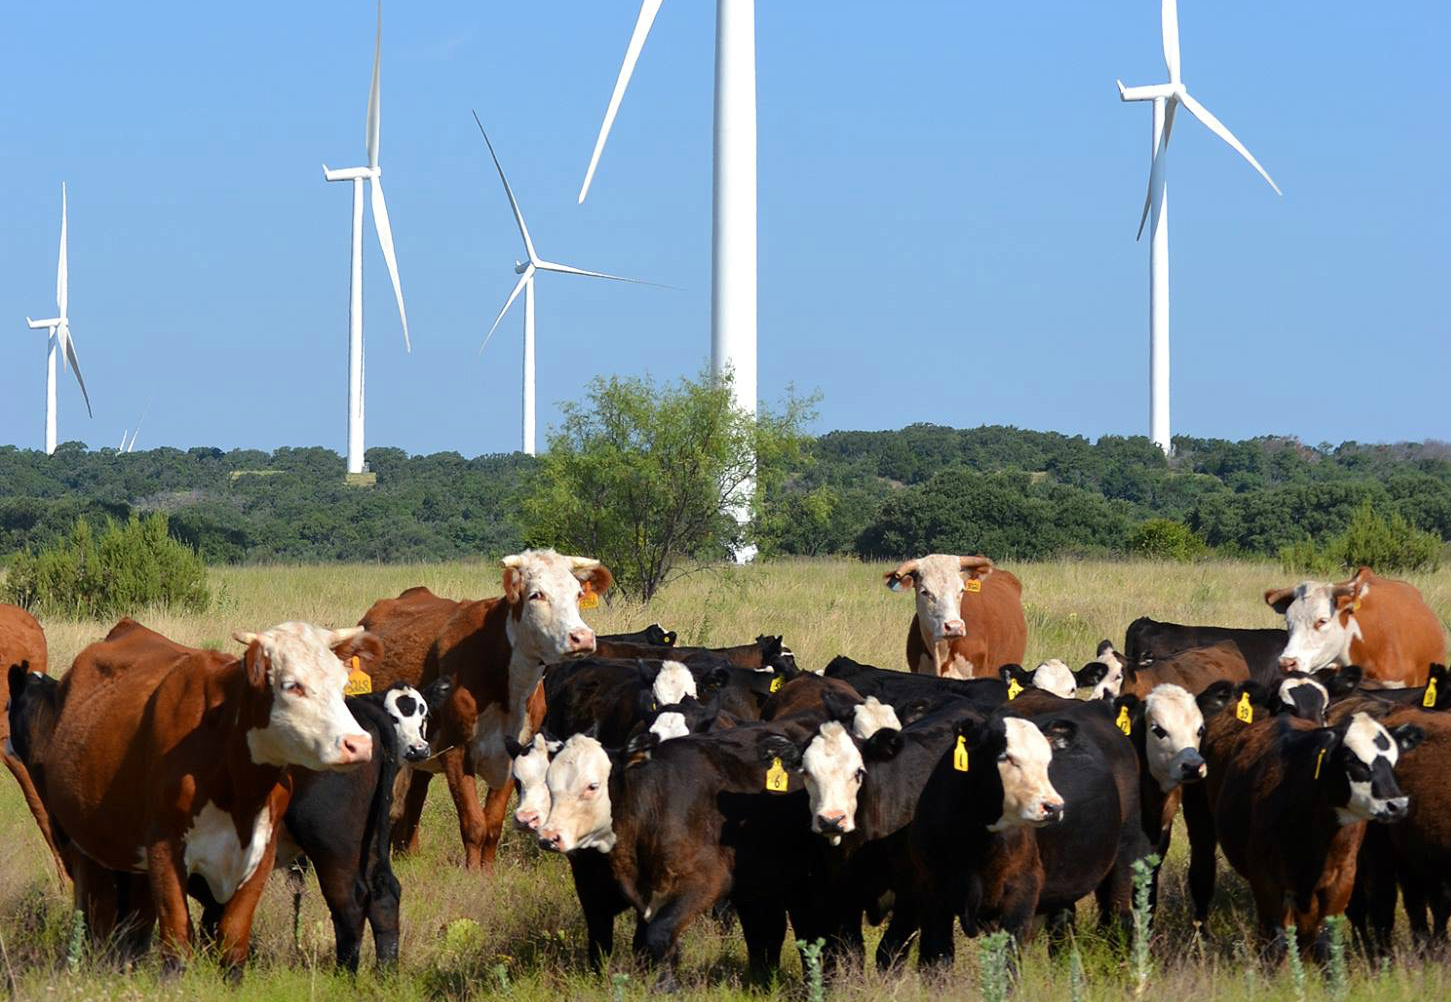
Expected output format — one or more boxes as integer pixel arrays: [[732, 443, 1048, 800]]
[[598, 624, 679, 647], [1124, 616, 1287, 681], [824, 655, 1006, 720]]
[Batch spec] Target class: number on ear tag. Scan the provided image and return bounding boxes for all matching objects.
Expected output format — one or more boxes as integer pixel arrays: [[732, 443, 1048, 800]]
[[1116, 706, 1132, 736], [953, 735, 970, 772], [1235, 692, 1254, 724], [769, 675, 784, 693], [965, 578, 982, 593], [1006, 678, 1024, 700], [578, 588, 600, 610], [765, 757, 789, 792], [1314, 746, 1328, 780], [344, 655, 372, 696], [1425, 677, 1439, 709]]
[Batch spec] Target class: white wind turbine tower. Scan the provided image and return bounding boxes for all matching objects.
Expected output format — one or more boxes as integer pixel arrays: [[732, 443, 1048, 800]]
[[1119, 0, 1280, 454], [323, 0, 409, 477], [579, 0, 759, 556], [474, 114, 659, 456], [25, 182, 92, 455]]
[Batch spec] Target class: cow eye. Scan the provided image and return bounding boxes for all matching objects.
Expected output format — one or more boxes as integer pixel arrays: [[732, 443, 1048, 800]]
[[1151, 725, 1168, 739], [1315, 618, 1328, 630], [997, 753, 1011, 764], [855, 768, 866, 782], [1197, 725, 1205, 738], [920, 589, 933, 600], [283, 680, 306, 697], [586, 782, 600, 793], [530, 590, 546, 601]]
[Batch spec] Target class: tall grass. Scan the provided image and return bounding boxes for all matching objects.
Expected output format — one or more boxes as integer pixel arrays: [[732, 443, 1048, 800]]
[[4, 556, 1451, 1000]]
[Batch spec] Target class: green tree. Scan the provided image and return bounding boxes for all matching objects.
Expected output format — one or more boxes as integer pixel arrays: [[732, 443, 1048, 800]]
[[519, 371, 813, 601]]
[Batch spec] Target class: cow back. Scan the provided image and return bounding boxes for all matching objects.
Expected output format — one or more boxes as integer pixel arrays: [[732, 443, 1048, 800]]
[[1120, 642, 1249, 699], [359, 587, 468, 691], [1350, 575, 1447, 687]]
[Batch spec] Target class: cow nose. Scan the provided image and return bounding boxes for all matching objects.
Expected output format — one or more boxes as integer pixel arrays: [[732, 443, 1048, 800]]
[[338, 732, 373, 764], [538, 829, 564, 852], [816, 812, 847, 833], [516, 810, 541, 831], [1378, 797, 1409, 822], [1181, 760, 1207, 781], [1040, 800, 1064, 824], [942, 619, 966, 638], [1279, 657, 1299, 672], [406, 743, 431, 762], [568, 628, 596, 653]]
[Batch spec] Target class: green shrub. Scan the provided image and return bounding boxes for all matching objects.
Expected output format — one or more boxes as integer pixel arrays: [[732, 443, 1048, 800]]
[[3, 513, 211, 619], [1126, 519, 1206, 562], [1279, 501, 1441, 576]]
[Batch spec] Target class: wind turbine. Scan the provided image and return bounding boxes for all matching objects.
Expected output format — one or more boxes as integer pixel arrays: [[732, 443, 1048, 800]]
[[578, 0, 759, 556], [474, 113, 658, 457], [1118, 0, 1280, 454], [322, 0, 409, 477], [120, 402, 149, 453], [24, 182, 92, 455]]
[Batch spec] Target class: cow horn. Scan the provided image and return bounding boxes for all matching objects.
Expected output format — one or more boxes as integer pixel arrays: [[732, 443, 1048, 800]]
[[567, 556, 602, 571], [500, 553, 526, 569], [959, 555, 994, 573], [231, 631, 259, 647], [884, 559, 920, 590], [328, 626, 366, 648], [1264, 586, 1297, 611]]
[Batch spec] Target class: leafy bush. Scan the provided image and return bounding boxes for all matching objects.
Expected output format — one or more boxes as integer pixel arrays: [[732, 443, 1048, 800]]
[[4, 513, 211, 619], [1126, 519, 1206, 562], [1279, 501, 1442, 576]]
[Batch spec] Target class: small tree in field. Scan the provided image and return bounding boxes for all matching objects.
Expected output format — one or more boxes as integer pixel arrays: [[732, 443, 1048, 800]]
[[520, 371, 812, 601]]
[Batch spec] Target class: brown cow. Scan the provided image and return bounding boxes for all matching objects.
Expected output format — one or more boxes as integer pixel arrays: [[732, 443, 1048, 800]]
[[1, 603, 64, 879], [1118, 641, 1250, 699], [883, 554, 1027, 679], [42, 618, 375, 975], [360, 549, 612, 869], [1266, 566, 1447, 687]]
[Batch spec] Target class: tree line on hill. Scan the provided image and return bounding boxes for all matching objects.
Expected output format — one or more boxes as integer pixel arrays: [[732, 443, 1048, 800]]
[[2, 422, 1448, 572]]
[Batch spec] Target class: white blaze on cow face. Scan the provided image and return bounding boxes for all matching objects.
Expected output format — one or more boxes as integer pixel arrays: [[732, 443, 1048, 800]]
[[802, 721, 865, 839], [649, 711, 691, 741], [1337, 712, 1408, 824], [1143, 685, 1207, 792], [1031, 660, 1078, 698], [991, 718, 1064, 832], [383, 685, 431, 761], [652, 661, 696, 707], [236, 622, 373, 771], [851, 696, 901, 740], [1088, 651, 1125, 700], [890, 554, 970, 644], [1278, 677, 1330, 724], [1272, 581, 1363, 673], [538, 735, 616, 854], [511, 732, 560, 832], [502, 550, 610, 666]]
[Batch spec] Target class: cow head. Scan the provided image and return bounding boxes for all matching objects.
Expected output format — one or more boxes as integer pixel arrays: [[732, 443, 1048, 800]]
[[6, 661, 58, 768], [377, 684, 431, 762], [1001, 660, 1077, 699], [1078, 643, 1126, 700], [537, 734, 616, 853], [506, 731, 562, 833], [1324, 712, 1423, 824], [651, 661, 696, 708], [1115, 684, 1211, 792], [851, 696, 902, 740], [954, 715, 1067, 831], [885, 554, 994, 645], [1266, 567, 1371, 674], [800, 721, 866, 838], [501, 550, 613, 665], [233, 623, 375, 771]]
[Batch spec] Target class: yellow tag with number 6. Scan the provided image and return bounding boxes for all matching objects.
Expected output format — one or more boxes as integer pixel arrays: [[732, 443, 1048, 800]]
[[765, 758, 789, 792]]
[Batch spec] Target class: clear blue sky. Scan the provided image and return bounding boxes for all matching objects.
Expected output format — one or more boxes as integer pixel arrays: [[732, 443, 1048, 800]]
[[2, 2, 1446, 456]]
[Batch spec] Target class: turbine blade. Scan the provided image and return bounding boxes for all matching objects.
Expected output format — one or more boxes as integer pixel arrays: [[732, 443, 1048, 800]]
[[481, 266, 534, 355], [370, 177, 410, 351], [472, 111, 538, 264], [534, 259, 673, 288], [366, 0, 381, 169], [1178, 91, 1282, 195], [578, 0, 664, 203], [59, 325, 92, 418], [1135, 100, 1176, 241], [57, 182, 68, 318], [1162, 0, 1181, 84]]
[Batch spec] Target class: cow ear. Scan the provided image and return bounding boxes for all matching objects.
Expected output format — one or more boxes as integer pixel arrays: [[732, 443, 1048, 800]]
[[504, 736, 527, 759], [899, 697, 934, 726], [1430, 665, 1449, 709], [502, 566, 526, 605], [1040, 718, 1077, 751], [759, 733, 803, 770], [700, 666, 732, 695], [576, 564, 613, 598], [1096, 640, 1117, 658], [7, 660, 30, 703], [884, 570, 915, 592], [819, 688, 860, 724], [1075, 662, 1109, 689], [1390, 723, 1427, 757], [863, 728, 905, 763], [235, 637, 267, 690], [1316, 664, 1362, 697], [999, 664, 1030, 687], [332, 630, 383, 668], [624, 730, 659, 766], [1264, 586, 1297, 615], [957, 715, 998, 752], [1113, 693, 1142, 726], [1196, 680, 1235, 718]]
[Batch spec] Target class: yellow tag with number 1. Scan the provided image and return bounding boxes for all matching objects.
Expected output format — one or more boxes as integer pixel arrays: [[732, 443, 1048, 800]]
[[1425, 677, 1439, 709], [953, 735, 970, 772], [765, 758, 789, 792], [1116, 706, 1133, 736], [1236, 692, 1254, 724]]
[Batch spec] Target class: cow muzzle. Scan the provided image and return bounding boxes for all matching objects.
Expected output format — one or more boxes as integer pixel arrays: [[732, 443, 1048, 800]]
[[814, 811, 850, 835], [940, 619, 966, 640], [565, 629, 597, 657], [1279, 656, 1300, 672], [1178, 752, 1207, 783], [1034, 800, 1065, 826], [515, 809, 543, 832], [334, 732, 373, 766], [402, 741, 431, 763], [537, 828, 568, 853], [1374, 797, 1410, 823]]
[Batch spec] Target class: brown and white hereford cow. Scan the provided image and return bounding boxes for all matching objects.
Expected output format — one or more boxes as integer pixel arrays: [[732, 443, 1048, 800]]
[[1266, 566, 1447, 687], [360, 549, 611, 869], [884, 554, 1027, 679], [1, 603, 64, 879], [42, 619, 375, 975]]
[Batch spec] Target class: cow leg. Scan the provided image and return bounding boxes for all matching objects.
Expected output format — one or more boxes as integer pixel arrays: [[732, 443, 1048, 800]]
[[441, 748, 491, 870], [115, 872, 156, 965], [2, 752, 67, 881], [1354, 841, 1398, 958], [393, 768, 432, 855], [214, 838, 280, 982], [876, 901, 918, 973], [365, 865, 403, 970], [570, 852, 624, 972], [1182, 785, 1218, 934], [1402, 870, 1432, 950], [146, 838, 194, 976], [638, 890, 716, 993], [915, 903, 956, 972], [478, 780, 515, 870], [311, 856, 367, 972], [735, 897, 787, 987]]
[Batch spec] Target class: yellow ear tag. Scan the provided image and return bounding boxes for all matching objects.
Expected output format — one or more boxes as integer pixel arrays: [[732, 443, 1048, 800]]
[[344, 655, 372, 696], [1424, 677, 1439, 709], [965, 578, 982, 593], [953, 735, 970, 772], [1235, 692, 1254, 724], [1314, 746, 1328, 780], [1116, 706, 1132, 736], [769, 675, 784, 693], [1006, 678, 1024, 700], [578, 588, 600, 610], [765, 757, 789, 792]]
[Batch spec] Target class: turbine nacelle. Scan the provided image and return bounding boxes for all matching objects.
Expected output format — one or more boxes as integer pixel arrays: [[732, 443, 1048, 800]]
[[27, 317, 62, 330], [322, 164, 380, 183], [514, 260, 530, 275], [1117, 81, 1180, 103]]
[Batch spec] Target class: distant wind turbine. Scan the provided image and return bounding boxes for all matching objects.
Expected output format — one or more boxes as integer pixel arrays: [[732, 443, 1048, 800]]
[[473, 113, 661, 457], [322, 0, 409, 477], [120, 402, 150, 453], [1118, 0, 1280, 454], [25, 182, 92, 455]]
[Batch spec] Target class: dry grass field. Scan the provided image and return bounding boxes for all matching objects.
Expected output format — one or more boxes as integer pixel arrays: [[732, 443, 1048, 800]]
[[4, 556, 1451, 1000]]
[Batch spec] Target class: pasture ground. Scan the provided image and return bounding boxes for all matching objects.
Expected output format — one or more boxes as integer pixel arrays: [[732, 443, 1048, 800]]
[[4, 557, 1451, 1000]]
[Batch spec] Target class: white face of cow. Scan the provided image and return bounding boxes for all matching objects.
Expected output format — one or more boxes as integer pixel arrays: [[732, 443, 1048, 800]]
[[236, 622, 373, 771], [538, 735, 616, 854], [502, 550, 610, 666], [511, 732, 560, 832], [802, 721, 865, 839], [1143, 685, 1207, 792], [851, 697, 901, 740], [652, 661, 696, 707], [888, 554, 984, 644], [1273, 581, 1361, 673], [382, 686, 431, 762], [1337, 712, 1409, 824], [1278, 677, 1330, 724], [991, 718, 1065, 832], [1031, 660, 1078, 699], [1088, 651, 1125, 700], [648, 711, 691, 741]]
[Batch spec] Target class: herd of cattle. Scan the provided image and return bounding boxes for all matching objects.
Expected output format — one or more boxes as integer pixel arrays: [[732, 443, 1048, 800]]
[[3, 549, 1451, 988]]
